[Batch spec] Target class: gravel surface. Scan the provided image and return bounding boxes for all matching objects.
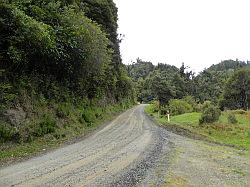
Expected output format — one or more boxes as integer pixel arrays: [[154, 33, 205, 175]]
[[1, 104, 249, 187], [0, 105, 172, 187], [165, 133, 250, 187]]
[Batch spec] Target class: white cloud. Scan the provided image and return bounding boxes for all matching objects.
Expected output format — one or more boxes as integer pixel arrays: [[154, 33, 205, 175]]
[[114, 0, 250, 73]]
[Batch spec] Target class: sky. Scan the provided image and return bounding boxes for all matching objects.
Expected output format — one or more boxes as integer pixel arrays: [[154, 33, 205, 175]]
[[113, 0, 250, 73]]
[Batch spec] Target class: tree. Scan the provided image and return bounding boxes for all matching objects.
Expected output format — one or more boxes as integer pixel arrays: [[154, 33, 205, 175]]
[[194, 70, 230, 104], [149, 72, 176, 106], [221, 69, 250, 110], [0, 0, 134, 105], [199, 104, 221, 124]]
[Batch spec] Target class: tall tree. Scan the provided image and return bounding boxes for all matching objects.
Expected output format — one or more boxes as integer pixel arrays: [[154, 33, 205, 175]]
[[221, 69, 250, 110], [149, 72, 176, 106]]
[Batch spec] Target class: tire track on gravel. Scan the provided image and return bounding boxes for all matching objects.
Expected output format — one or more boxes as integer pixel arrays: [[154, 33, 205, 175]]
[[0, 105, 171, 187]]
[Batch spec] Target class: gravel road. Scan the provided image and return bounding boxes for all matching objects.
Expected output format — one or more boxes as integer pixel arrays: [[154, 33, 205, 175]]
[[0, 105, 172, 187], [1, 105, 249, 187]]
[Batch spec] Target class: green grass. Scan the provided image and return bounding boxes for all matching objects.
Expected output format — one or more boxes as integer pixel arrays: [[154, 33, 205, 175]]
[[171, 113, 201, 125], [145, 104, 250, 150]]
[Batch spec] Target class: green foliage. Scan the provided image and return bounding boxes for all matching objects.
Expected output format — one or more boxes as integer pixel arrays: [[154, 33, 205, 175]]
[[56, 103, 73, 118], [195, 103, 203, 112], [227, 112, 238, 124], [201, 101, 212, 111], [221, 68, 250, 110], [127, 58, 155, 81], [0, 0, 135, 156], [148, 72, 176, 106], [208, 59, 249, 71], [0, 82, 17, 109], [182, 96, 197, 110], [127, 59, 249, 108], [0, 0, 134, 103], [231, 110, 247, 115], [146, 106, 250, 149], [81, 109, 96, 125], [169, 99, 193, 116], [33, 114, 56, 137], [194, 70, 230, 104], [127, 60, 195, 104], [149, 101, 160, 113], [0, 121, 16, 143], [199, 104, 221, 124], [193, 60, 250, 105]]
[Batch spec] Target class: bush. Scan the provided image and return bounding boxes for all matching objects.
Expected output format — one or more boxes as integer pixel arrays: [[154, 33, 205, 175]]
[[183, 96, 197, 109], [227, 113, 238, 124], [56, 103, 72, 118], [0, 121, 16, 143], [150, 101, 160, 113], [195, 103, 203, 112], [0, 82, 17, 110], [33, 114, 56, 137], [94, 107, 103, 119], [81, 109, 96, 125], [169, 99, 193, 115], [199, 105, 221, 124], [201, 101, 212, 111]]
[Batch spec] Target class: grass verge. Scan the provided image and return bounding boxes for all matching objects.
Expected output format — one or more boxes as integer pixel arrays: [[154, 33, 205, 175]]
[[145, 104, 250, 150]]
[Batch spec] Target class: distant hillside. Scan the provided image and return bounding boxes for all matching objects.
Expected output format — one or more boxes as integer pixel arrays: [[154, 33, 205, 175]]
[[127, 58, 179, 81], [207, 59, 250, 72], [127, 58, 155, 80], [194, 59, 250, 104]]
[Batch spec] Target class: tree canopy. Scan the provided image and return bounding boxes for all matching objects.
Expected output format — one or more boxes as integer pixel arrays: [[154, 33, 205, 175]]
[[221, 69, 250, 110], [0, 0, 134, 104], [127, 59, 250, 110]]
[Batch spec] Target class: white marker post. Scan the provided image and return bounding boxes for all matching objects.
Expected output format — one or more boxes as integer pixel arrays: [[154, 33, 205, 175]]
[[167, 110, 170, 122]]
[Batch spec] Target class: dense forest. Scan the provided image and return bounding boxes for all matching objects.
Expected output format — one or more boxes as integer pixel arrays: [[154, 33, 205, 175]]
[[0, 0, 134, 104], [0, 0, 134, 144], [127, 58, 250, 111]]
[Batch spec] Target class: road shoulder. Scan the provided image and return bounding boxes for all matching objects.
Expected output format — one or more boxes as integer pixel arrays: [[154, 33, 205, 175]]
[[164, 133, 250, 187], [144, 108, 250, 186]]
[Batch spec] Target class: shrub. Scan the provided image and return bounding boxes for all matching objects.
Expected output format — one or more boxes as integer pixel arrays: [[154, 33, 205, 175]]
[[94, 107, 103, 119], [0, 121, 15, 143], [160, 106, 169, 116], [150, 101, 160, 113], [183, 96, 197, 109], [169, 99, 193, 115], [199, 105, 221, 124], [201, 101, 212, 111], [56, 103, 72, 118], [81, 109, 96, 125], [227, 113, 238, 124], [0, 82, 17, 110], [195, 103, 203, 112], [33, 114, 56, 137]]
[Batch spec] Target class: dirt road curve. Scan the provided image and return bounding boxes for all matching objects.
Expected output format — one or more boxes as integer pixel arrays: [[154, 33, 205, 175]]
[[0, 105, 171, 187]]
